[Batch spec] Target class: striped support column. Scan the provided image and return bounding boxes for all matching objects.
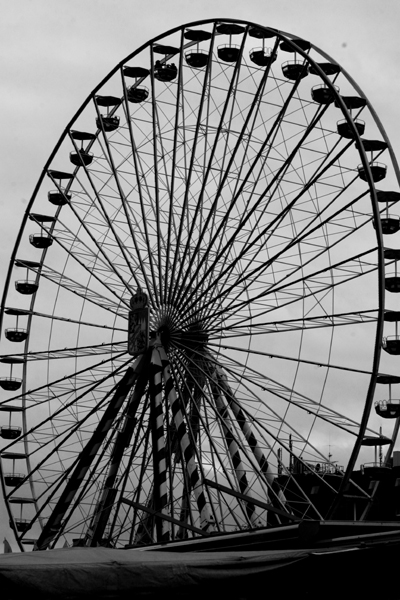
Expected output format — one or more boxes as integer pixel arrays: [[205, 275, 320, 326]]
[[158, 347, 215, 533], [209, 375, 258, 525], [215, 365, 287, 510], [175, 367, 205, 538], [150, 348, 170, 542]]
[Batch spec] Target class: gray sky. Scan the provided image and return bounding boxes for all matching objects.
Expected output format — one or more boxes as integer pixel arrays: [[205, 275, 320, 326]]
[[1, 0, 399, 551]]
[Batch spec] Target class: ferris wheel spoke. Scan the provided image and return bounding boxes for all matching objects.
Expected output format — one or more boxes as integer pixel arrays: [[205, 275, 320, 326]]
[[210, 42, 283, 267], [239, 143, 358, 288], [15, 258, 126, 317], [175, 74, 335, 307], [118, 78, 165, 299], [186, 243, 378, 333], [69, 160, 156, 304], [208, 340, 373, 376], [226, 91, 331, 228], [188, 169, 365, 319], [208, 308, 378, 338], [213, 348, 379, 437], [170, 32, 251, 308], [4, 355, 132, 454], [234, 180, 367, 287], [29, 188, 133, 289], [200, 68, 275, 273], [5, 307, 126, 332], [0, 351, 129, 425], [267, 247, 376, 298], [34, 362, 141, 550], [243, 189, 370, 288], [235, 245, 376, 314], [166, 43, 218, 303], [29, 211, 132, 302], [1, 341, 126, 363], [176, 112, 350, 316], [234, 247, 377, 321], [57, 150, 157, 304], [149, 45, 170, 304], [191, 217, 377, 328], [164, 34, 190, 301], [49, 167, 135, 279]]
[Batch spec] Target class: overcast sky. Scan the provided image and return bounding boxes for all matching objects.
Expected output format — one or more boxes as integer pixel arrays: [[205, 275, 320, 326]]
[[1, 0, 400, 551]]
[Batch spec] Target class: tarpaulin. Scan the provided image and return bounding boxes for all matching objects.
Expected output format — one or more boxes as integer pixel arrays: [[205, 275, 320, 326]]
[[0, 545, 308, 599]]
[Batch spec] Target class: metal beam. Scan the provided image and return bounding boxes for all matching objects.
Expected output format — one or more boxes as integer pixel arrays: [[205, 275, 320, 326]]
[[203, 479, 300, 522], [121, 498, 208, 537]]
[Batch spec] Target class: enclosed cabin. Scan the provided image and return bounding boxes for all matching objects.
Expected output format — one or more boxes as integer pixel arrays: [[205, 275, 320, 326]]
[[216, 22, 245, 63], [47, 170, 73, 206], [153, 44, 179, 82], [373, 190, 400, 235], [358, 138, 388, 183], [336, 95, 366, 139], [0, 356, 25, 391], [184, 28, 211, 68], [14, 259, 40, 296], [3, 454, 25, 488], [361, 429, 393, 480], [383, 245, 400, 294], [5, 483, 34, 533], [375, 375, 400, 419], [308, 60, 341, 104], [280, 37, 310, 80], [123, 67, 150, 103], [308, 62, 340, 77], [28, 213, 56, 249], [0, 401, 23, 440], [4, 472, 26, 488], [4, 308, 29, 343], [10, 512, 32, 534], [69, 130, 96, 167], [13, 519, 31, 534], [248, 26, 277, 67], [0, 425, 21, 440], [95, 95, 122, 132], [1, 451, 35, 544], [311, 84, 339, 105], [382, 306, 400, 355]]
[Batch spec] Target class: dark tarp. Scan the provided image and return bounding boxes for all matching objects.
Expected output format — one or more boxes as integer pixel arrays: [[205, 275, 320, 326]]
[[0, 546, 308, 599], [1, 540, 399, 600]]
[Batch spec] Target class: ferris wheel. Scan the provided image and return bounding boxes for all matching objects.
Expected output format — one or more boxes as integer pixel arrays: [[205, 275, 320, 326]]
[[1, 18, 400, 551]]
